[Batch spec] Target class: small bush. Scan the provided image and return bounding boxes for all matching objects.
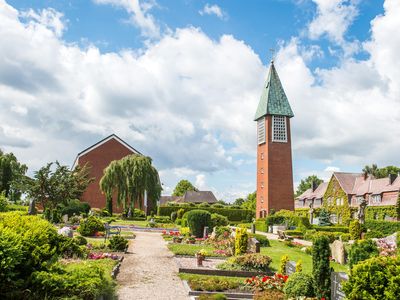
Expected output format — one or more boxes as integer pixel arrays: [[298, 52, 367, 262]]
[[0, 192, 8, 212], [348, 239, 379, 269], [304, 230, 340, 243], [171, 211, 177, 222], [211, 213, 229, 228], [177, 208, 185, 219], [340, 233, 351, 242], [314, 225, 349, 233], [312, 236, 331, 300], [249, 233, 270, 247], [364, 230, 385, 239], [266, 215, 285, 226], [175, 218, 182, 225], [186, 210, 212, 238], [284, 273, 315, 298], [108, 235, 128, 251], [254, 219, 267, 232], [234, 227, 248, 255], [211, 203, 225, 209], [349, 220, 362, 240], [78, 216, 105, 237], [147, 215, 171, 223], [74, 235, 87, 245], [198, 202, 210, 208], [218, 253, 272, 271], [58, 236, 88, 258], [60, 199, 91, 217], [279, 255, 289, 275], [284, 230, 303, 237], [214, 226, 232, 239]]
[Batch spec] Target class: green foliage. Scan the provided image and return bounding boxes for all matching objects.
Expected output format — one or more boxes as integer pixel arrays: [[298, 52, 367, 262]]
[[157, 206, 254, 222], [211, 203, 224, 209], [240, 191, 256, 211], [349, 220, 362, 240], [343, 256, 400, 300], [304, 230, 340, 243], [211, 213, 229, 228], [284, 273, 315, 298], [219, 253, 272, 271], [187, 276, 240, 292], [74, 235, 87, 245], [108, 235, 128, 251], [362, 164, 400, 179], [365, 205, 398, 221], [172, 179, 198, 196], [78, 216, 105, 236], [313, 225, 349, 233], [340, 233, 351, 242], [364, 220, 400, 236], [171, 211, 177, 222], [312, 236, 331, 299], [270, 210, 311, 230], [0, 151, 28, 201], [295, 260, 302, 273], [279, 255, 289, 275], [199, 294, 228, 300], [105, 195, 113, 215], [318, 208, 331, 226], [0, 212, 61, 293], [214, 226, 232, 239], [234, 227, 248, 255], [186, 209, 212, 238], [31, 260, 116, 300], [265, 215, 285, 226], [249, 233, 270, 247], [296, 175, 323, 196], [177, 208, 185, 219], [147, 215, 171, 223], [364, 230, 385, 239], [233, 197, 245, 206], [284, 230, 303, 238], [323, 176, 351, 225], [199, 202, 211, 208], [255, 218, 267, 232], [100, 154, 161, 211], [60, 199, 91, 217], [57, 235, 88, 258], [0, 191, 8, 212], [348, 239, 379, 269]]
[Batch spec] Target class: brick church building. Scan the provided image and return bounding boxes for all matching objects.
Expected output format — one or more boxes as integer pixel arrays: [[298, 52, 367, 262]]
[[73, 134, 155, 214], [254, 61, 295, 218]]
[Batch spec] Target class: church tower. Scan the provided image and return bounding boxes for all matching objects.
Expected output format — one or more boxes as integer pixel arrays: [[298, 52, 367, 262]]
[[254, 61, 294, 218]]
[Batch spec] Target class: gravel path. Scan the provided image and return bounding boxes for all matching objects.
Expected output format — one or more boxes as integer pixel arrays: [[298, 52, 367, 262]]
[[117, 231, 189, 300]]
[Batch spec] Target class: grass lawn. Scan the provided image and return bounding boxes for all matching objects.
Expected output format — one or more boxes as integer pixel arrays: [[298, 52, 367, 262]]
[[168, 243, 226, 257], [112, 219, 148, 226], [261, 240, 348, 273], [62, 258, 118, 281]]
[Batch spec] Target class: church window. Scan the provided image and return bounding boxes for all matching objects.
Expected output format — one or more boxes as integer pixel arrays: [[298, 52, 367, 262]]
[[272, 116, 287, 142], [257, 118, 266, 144]]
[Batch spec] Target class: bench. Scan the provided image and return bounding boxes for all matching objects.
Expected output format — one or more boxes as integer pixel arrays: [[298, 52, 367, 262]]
[[104, 223, 121, 241], [277, 230, 293, 241]]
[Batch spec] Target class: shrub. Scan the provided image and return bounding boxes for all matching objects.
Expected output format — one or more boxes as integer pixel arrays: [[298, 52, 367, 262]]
[[219, 253, 272, 271], [31, 261, 115, 300], [60, 199, 91, 217], [211, 203, 225, 209], [295, 260, 302, 273], [284, 273, 315, 298], [108, 235, 128, 251], [284, 230, 303, 238], [234, 227, 248, 255], [349, 220, 362, 240], [249, 233, 270, 247], [348, 239, 379, 269], [0, 192, 8, 212], [146, 215, 171, 223], [186, 210, 212, 238], [255, 219, 267, 232], [188, 276, 240, 292], [177, 208, 185, 219], [312, 236, 331, 300], [198, 202, 210, 208], [318, 208, 331, 226], [343, 256, 400, 300], [364, 229, 385, 239], [175, 218, 182, 225], [211, 213, 229, 228], [304, 230, 340, 243], [57, 235, 88, 258], [340, 233, 351, 242], [364, 220, 400, 236], [78, 216, 105, 237], [74, 235, 87, 245], [214, 226, 232, 239], [279, 255, 289, 275], [199, 294, 227, 300], [313, 225, 349, 233], [133, 208, 145, 218], [266, 215, 285, 226], [171, 211, 178, 222]]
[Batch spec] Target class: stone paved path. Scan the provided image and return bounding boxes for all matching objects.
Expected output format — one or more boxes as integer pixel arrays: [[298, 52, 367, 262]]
[[117, 231, 189, 300]]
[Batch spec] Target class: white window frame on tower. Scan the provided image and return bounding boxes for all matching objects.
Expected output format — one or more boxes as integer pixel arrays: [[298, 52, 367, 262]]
[[272, 116, 287, 142], [257, 118, 266, 145]]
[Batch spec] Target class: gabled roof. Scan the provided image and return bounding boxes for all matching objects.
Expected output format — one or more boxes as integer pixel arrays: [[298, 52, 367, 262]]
[[254, 61, 294, 121], [352, 176, 400, 196], [333, 172, 363, 194], [180, 191, 218, 204], [296, 181, 328, 201], [72, 134, 141, 169], [159, 196, 182, 206]]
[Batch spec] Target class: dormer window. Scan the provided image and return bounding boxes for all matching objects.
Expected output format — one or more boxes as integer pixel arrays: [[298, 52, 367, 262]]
[[257, 118, 266, 145], [272, 116, 287, 142]]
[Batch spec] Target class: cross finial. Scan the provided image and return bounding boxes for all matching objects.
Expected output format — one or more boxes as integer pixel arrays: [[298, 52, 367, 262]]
[[269, 48, 276, 64]]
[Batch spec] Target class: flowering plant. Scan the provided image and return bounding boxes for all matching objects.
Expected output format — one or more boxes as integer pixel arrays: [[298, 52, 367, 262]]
[[196, 249, 207, 257], [244, 274, 288, 292], [376, 238, 397, 256], [88, 252, 119, 260]]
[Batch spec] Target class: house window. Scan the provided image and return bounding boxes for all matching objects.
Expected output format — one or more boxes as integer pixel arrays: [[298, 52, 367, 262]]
[[356, 196, 364, 204], [327, 197, 333, 205], [272, 116, 287, 142], [371, 194, 382, 204], [336, 198, 344, 206], [257, 118, 266, 145]]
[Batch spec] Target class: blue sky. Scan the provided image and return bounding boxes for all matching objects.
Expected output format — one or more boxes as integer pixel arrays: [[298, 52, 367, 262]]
[[1, 0, 399, 201]]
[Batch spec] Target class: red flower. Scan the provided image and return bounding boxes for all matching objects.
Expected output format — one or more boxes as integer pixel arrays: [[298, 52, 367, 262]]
[[262, 277, 267, 282]]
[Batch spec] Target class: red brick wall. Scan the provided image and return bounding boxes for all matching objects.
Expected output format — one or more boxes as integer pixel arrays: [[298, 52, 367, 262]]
[[256, 116, 294, 218], [77, 138, 153, 214]]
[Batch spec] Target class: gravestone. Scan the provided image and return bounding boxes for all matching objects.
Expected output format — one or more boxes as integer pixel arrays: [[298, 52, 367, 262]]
[[58, 226, 73, 238], [285, 261, 296, 275], [203, 226, 209, 238], [62, 214, 69, 223], [28, 199, 36, 215], [330, 240, 346, 265], [248, 237, 260, 253], [251, 223, 256, 234], [331, 272, 348, 300]]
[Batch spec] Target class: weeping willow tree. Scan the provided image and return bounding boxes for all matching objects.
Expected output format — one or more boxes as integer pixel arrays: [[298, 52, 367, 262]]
[[100, 154, 162, 215]]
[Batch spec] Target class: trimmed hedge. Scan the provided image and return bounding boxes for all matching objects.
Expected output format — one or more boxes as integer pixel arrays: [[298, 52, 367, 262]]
[[313, 226, 349, 233], [364, 220, 400, 236], [158, 206, 254, 222], [186, 210, 212, 238], [285, 230, 304, 238], [255, 218, 267, 232]]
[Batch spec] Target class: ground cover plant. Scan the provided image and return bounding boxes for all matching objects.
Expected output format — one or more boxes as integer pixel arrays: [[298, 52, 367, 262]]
[[178, 273, 245, 292], [217, 253, 272, 272]]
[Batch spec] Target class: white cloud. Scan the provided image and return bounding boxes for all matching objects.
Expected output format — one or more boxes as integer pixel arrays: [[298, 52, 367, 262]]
[[93, 0, 161, 39], [199, 4, 227, 20], [195, 174, 207, 190]]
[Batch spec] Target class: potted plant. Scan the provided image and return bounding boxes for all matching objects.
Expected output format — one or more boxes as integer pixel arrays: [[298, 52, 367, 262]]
[[196, 249, 207, 266], [187, 236, 196, 244], [173, 236, 183, 243]]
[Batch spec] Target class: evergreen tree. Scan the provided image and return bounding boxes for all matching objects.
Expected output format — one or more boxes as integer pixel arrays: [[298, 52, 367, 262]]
[[312, 236, 331, 299]]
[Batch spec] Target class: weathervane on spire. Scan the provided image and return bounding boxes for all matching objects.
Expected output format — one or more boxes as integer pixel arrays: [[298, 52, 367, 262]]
[[269, 48, 276, 64]]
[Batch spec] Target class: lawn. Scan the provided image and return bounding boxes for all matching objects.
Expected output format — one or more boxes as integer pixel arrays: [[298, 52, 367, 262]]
[[261, 240, 348, 273], [168, 243, 226, 257]]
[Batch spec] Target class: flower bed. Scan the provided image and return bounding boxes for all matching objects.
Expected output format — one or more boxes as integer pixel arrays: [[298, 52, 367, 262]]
[[88, 252, 120, 260]]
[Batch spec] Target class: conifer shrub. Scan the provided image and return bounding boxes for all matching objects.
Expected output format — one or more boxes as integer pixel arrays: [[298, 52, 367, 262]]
[[349, 220, 362, 240], [211, 213, 229, 228], [312, 236, 331, 299], [284, 273, 315, 298], [186, 209, 212, 238], [279, 255, 289, 275], [234, 227, 248, 255], [177, 208, 185, 219], [348, 239, 379, 269], [108, 235, 128, 251], [78, 216, 105, 236], [170, 211, 178, 222]]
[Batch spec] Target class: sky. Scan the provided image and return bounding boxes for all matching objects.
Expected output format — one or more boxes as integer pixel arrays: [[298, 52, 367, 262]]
[[1, 0, 399, 202]]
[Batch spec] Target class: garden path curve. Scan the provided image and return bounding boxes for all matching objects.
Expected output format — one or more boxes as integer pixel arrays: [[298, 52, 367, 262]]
[[117, 231, 189, 300]]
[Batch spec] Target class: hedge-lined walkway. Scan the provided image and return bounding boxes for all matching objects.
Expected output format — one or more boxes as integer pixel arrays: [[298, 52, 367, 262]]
[[117, 231, 189, 300]]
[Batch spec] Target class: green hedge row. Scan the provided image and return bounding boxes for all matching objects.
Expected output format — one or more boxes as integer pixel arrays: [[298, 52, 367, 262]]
[[365, 206, 398, 220], [313, 226, 349, 233], [157, 206, 254, 222], [255, 218, 267, 232], [365, 220, 400, 236]]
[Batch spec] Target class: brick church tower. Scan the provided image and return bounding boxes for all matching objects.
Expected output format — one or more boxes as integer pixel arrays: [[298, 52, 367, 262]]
[[254, 61, 294, 218]]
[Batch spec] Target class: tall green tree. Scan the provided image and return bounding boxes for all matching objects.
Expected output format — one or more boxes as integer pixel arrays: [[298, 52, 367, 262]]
[[241, 191, 256, 211], [363, 164, 400, 179], [0, 150, 28, 201], [27, 162, 92, 211], [233, 197, 245, 206], [296, 175, 323, 196], [172, 179, 197, 196], [100, 154, 162, 214]]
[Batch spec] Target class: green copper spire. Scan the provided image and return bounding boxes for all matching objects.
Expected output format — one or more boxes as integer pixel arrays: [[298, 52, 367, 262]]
[[254, 61, 294, 120]]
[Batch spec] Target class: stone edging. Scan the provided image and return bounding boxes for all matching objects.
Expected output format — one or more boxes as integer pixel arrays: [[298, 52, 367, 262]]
[[182, 280, 253, 299], [111, 256, 124, 279]]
